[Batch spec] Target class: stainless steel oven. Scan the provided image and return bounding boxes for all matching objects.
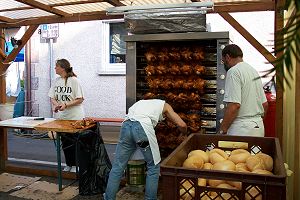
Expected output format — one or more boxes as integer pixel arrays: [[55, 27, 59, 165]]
[[125, 32, 229, 152]]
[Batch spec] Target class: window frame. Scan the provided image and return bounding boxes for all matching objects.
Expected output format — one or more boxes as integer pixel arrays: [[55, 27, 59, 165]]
[[98, 19, 126, 75]]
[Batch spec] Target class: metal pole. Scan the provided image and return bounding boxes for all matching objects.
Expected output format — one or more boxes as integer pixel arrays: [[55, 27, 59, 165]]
[[49, 38, 54, 117], [56, 133, 62, 191]]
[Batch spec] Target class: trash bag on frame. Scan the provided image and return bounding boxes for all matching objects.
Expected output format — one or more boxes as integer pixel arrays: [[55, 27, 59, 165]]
[[77, 122, 112, 196]]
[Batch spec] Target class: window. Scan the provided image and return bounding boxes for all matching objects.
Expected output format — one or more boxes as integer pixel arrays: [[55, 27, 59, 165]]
[[99, 19, 127, 75]]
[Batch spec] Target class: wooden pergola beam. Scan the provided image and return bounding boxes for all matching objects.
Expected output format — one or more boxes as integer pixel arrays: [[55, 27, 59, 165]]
[[218, 12, 276, 65], [274, 0, 284, 147], [14, 0, 72, 17], [0, 16, 15, 23], [0, 32, 6, 60], [0, 11, 123, 28], [0, 25, 39, 71], [105, 0, 124, 6], [1, 1, 275, 13], [0, 29, 5, 104], [0, 1, 106, 12], [0, 1, 275, 29], [0, 49, 6, 60], [212, 1, 274, 13]]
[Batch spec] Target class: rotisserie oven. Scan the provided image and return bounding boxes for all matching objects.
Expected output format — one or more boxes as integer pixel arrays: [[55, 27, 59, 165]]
[[125, 32, 229, 156]]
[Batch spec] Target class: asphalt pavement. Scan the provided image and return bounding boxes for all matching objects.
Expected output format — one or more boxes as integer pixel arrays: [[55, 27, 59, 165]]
[[7, 128, 118, 166]]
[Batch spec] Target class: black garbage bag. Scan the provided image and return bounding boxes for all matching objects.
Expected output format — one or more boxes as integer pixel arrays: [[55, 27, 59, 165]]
[[77, 122, 112, 196]]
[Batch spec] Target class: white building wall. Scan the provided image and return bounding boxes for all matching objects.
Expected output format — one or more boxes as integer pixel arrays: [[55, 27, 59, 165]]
[[31, 21, 126, 119]]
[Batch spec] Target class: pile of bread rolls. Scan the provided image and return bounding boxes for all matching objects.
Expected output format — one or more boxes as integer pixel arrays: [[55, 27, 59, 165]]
[[180, 148, 274, 200]]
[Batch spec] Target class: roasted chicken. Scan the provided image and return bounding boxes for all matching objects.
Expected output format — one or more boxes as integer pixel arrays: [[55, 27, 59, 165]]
[[193, 47, 205, 60], [194, 64, 206, 75], [144, 48, 156, 62], [181, 47, 193, 60], [145, 65, 156, 76]]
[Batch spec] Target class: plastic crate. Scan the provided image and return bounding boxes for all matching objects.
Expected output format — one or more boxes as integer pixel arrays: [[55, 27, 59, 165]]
[[160, 133, 287, 200]]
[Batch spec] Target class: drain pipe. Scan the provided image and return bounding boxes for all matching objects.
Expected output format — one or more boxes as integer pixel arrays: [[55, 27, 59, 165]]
[[25, 27, 32, 116], [49, 38, 54, 117]]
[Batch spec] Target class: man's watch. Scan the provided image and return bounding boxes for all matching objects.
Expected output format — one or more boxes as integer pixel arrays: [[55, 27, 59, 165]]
[[219, 130, 224, 134]]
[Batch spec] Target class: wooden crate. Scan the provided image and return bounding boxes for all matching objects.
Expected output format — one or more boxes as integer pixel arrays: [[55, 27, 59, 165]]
[[160, 133, 287, 200]]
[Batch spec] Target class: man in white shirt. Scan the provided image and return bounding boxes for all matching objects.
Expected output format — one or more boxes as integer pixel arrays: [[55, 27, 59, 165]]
[[104, 99, 187, 200], [219, 44, 268, 137]]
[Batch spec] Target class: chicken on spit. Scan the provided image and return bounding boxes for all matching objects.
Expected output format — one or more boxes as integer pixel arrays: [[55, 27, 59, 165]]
[[144, 48, 157, 62], [157, 48, 169, 62], [169, 63, 181, 75], [156, 64, 168, 75], [181, 64, 193, 75], [145, 65, 156, 76], [194, 64, 206, 75], [161, 78, 173, 89], [169, 47, 181, 61], [193, 78, 205, 93], [183, 77, 194, 90], [193, 47, 205, 60], [181, 47, 193, 61], [173, 78, 184, 88]]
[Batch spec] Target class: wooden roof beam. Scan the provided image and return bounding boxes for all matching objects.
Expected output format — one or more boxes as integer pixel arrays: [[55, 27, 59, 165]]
[[0, 1, 274, 14], [14, 0, 72, 17], [218, 12, 276, 65], [105, 0, 124, 7], [0, 11, 123, 28], [212, 1, 274, 13], [0, 25, 38, 71], [0, 1, 109, 13], [0, 16, 15, 23], [0, 29, 5, 104], [0, 49, 6, 60]]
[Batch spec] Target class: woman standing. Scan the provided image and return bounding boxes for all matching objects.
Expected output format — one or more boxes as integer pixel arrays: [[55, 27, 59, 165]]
[[48, 58, 85, 172]]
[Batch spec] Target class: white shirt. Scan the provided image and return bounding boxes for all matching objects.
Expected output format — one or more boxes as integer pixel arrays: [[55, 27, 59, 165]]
[[224, 62, 267, 137], [48, 76, 85, 120], [224, 62, 267, 119], [125, 99, 165, 165]]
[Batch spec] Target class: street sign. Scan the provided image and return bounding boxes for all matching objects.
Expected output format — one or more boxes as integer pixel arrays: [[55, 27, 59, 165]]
[[40, 24, 59, 39]]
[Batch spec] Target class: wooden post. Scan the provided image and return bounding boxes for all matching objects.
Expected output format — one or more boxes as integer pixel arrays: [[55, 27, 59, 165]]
[[0, 127, 7, 171], [0, 28, 7, 171], [0, 28, 5, 104], [274, 0, 284, 150]]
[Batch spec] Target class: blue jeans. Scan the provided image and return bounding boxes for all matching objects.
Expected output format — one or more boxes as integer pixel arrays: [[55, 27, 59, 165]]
[[104, 120, 160, 200]]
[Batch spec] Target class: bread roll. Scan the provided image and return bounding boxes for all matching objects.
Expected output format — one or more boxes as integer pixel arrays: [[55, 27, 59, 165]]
[[180, 188, 195, 200], [203, 163, 213, 170], [227, 181, 242, 190], [209, 149, 228, 165], [216, 183, 235, 189], [210, 183, 235, 200], [209, 148, 228, 159], [255, 153, 273, 171], [183, 156, 204, 169], [181, 179, 192, 189], [208, 179, 225, 187], [198, 178, 206, 186], [213, 160, 236, 171], [252, 169, 273, 175], [236, 163, 250, 172], [228, 149, 251, 164], [230, 149, 249, 155], [245, 186, 262, 200], [188, 150, 209, 163], [210, 152, 227, 164], [245, 155, 265, 171]]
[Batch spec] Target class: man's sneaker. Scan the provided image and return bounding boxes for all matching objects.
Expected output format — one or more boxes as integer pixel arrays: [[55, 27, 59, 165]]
[[70, 166, 77, 173], [63, 166, 72, 172]]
